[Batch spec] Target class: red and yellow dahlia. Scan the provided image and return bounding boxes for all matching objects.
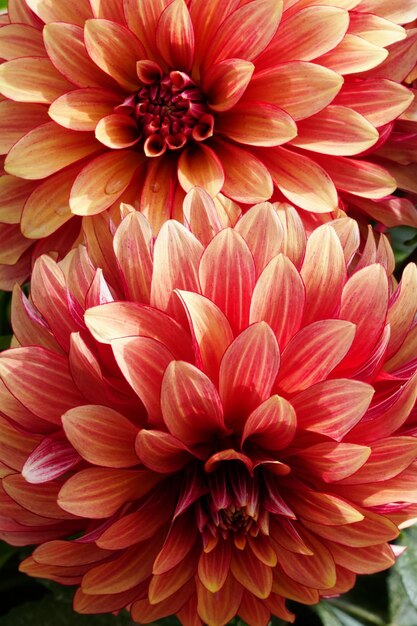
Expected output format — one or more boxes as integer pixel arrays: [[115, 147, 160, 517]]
[[1, 193, 417, 625], [1, 0, 417, 286]]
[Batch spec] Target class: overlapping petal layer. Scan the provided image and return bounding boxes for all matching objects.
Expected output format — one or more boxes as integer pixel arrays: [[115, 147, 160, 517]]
[[1, 193, 417, 625], [0, 0, 416, 286]]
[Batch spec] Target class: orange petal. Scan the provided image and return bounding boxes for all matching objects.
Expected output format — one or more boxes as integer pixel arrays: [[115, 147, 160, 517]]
[[0, 24, 45, 60], [182, 187, 224, 247], [90, 0, 127, 22], [287, 488, 364, 525], [0, 175, 37, 224], [256, 6, 349, 67], [242, 395, 296, 451], [203, 58, 254, 112], [260, 147, 338, 213], [153, 510, 198, 574], [95, 113, 140, 148], [274, 203, 306, 269], [131, 583, 194, 623], [135, 429, 192, 473], [62, 405, 139, 468], [149, 546, 198, 603], [176, 290, 233, 386], [203, 0, 282, 67], [155, 0, 195, 72], [243, 62, 343, 121], [161, 361, 225, 444], [113, 211, 153, 302], [386, 263, 417, 359], [197, 572, 243, 626], [0, 57, 73, 103], [217, 101, 297, 147], [300, 224, 346, 324], [49, 88, 121, 131], [291, 105, 379, 156], [210, 139, 273, 203], [276, 320, 356, 395], [317, 34, 388, 74], [294, 442, 371, 482], [5, 122, 99, 180], [123, 0, 172, 59], [0, 347, 84, 425], [11, 283, 60, 354], [250, 254, 305, 350], [0, 101, 49, 154], [25, 0, 93, 25], [327, 541, 395, 575], [70, 150, 143, 216], [43, 22, 118, 90], [178, 143, 224, 197], [198, 540, 232, 592], [348, 12, 406, 47], [219, 322, 280, 430], [110, 336, 174, 426], [334, 79, 414, 127], [275, 530, 336, 589], [199, 228, 255, 334], [58, 467, 160, 518], [353, 0, 417, 25], [84, 18, 145, 90], [150, 220, 203, 315], [3, 474, 76, 520], [75, 584, 147, 615], [231, 546, 272, 599], [291, 378, 374, 440], [140, 155, 177, 235], [33, 540, 110, 566]]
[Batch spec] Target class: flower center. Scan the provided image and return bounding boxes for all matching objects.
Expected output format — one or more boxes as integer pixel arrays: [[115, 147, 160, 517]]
[[130, 66, 214, 158]]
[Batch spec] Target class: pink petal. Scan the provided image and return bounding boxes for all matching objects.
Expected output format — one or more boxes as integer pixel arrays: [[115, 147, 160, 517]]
[[250, 254, 305, 350], [161, 360, 225, 444], [219, 322, 280, 431], [300, 223, 346, 324], [26, 0, 93, 25], [176, 290, 234, 386], [243, 62, 343, 121], [182, 187, 223, 247], [84, 18, 145, 90], [291, 378, 374, 440], [386, 263, 417, 360], [317, 34, 388, 74], [22, 437, 81, 484], [260, 147, 338, 213], [199, 228, 255, 334], [242, 395, 297, 451], [62, 405, 139, 468], [135, 429, 192, 473], [295, 441, 371, 482], [0, 24, 45, 60], [276, 320, 356, 394]]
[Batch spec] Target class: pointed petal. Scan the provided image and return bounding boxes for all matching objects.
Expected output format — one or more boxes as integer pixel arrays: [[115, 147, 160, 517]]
[[43, 23, 118, 90], [153, 510, 198, 574], [161, 361, 225, 445], [70, 150, 143, 216], [151, 220, 203, 314], [242, 395, 296, 451], [199, 228, 255, 334], [182, 187, 223, 247], [217, 101, 297, 147], [386, 263, 417, 359], [0, 57, 72, 103], [33, 540, 110, 566], [84, 18, 145, 90], [123, 0, 172, 59], [250, 254, 305, 350], [178, 143, 224, 197], [197, 572, 243, 626], [5, 122, 99, 180], [95, 113, 140, 148], [301, 224, 346, 324], [203, 0, 282, 66], [22, 437, 81, 484], [135, 429, 192, 473], [275, 530, 336, 589], [290, 378, 374, 440], [111, 336, 174, 426], [287, 488, 364, 525], [149, 546, 198, 603], [243, 62, 343, 121], [176, 290, 234, 386], [155, 0, 194, 72], [0, 101, 49, 154], [58, 468, 160, 518], [260, 147, 338, 213], [276, 320, 356, 394], [317, 34, 388, 74], [231, 546, 272, 599], [198, 541, 232, 593], [48, 89, 120, 131], [211, 139, 273, 203], [203, 58, 254, 112], [62, 405, 139, 468], [26, 0, 93, 25], [295, 442, 371, 482], [220, 322, 280, 430], [0, 347, 84, 425]]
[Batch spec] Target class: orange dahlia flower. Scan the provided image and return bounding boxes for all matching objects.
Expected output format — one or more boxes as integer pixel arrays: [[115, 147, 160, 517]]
[[1, 0, 417, 286], [1, 193, 417, 625]]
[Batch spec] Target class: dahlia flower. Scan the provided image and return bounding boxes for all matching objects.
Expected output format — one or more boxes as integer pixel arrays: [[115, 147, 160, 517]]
[[1, 192, 417, 625], [1, 0, 417, 286]]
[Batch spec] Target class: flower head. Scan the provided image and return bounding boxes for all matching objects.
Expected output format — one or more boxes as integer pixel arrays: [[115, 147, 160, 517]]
[[0, 0, 417, 285], [1, 192, 417, 624]]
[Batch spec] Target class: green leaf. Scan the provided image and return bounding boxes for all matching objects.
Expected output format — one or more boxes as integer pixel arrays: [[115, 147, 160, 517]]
[[388, 568, 417, 626], [0, 0, 7, 9], [392, 526, 417, 609], [315, 600, 385, 626], [389, 226, 417, 264], [0, 595, 135, 626]]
